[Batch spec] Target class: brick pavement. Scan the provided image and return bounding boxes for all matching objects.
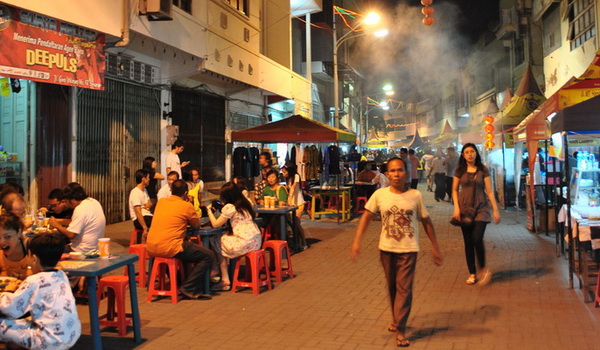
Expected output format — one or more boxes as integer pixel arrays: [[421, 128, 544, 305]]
[[71, 189, 600, 349]]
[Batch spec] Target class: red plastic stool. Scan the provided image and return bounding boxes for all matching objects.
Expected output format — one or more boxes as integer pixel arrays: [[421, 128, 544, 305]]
[[231, 250, 272, 295], [355, 196, 368, 213], [129, 228, 143, 246], [97, 275, 132, 336], [263, 240, 294, 284], [147, 257, 185, 303], [261, 226, 272, 247], [125, 244, 148, 288]]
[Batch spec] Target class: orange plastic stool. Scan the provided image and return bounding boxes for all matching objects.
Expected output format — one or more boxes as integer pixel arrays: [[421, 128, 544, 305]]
[[129, 228, 143, 246], [263, 240, 294, 284], [261, 226, 272, 247], [355, 196, 368, 213], [147, 257, 185, 303], [231, 250, 272, 295], [97, 275, 132, 336], [125, 244, 148, 288]]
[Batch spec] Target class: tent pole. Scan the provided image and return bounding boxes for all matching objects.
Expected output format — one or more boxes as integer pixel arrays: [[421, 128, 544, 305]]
[[545, 139, 549, 236], [563, 132, 573, 289]]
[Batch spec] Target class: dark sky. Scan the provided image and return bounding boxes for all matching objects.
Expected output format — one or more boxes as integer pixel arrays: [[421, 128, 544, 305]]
[[382, 0, 500, 42]]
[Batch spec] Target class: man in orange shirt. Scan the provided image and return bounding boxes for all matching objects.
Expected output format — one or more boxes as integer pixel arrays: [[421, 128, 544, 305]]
[[146, 179, 215, 300]]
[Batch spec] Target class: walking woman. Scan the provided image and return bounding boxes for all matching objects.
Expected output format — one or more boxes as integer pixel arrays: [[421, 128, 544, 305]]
[[451, 143, 500, 285], [282, 164, 308, 250], [207, 182, 261, 290]]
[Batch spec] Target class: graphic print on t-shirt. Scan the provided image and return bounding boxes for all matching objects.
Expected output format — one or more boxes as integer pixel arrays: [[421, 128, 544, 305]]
[[383, 205, 414, 241]]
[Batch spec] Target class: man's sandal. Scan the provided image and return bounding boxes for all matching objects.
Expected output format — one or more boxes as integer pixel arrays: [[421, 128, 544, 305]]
[[396, 335, 410, 347]]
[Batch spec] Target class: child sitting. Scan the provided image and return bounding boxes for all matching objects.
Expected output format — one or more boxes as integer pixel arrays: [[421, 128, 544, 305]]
[[0, 233, 81, 350]]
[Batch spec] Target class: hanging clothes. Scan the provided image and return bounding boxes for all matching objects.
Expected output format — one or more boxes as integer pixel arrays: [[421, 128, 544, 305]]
[[303, 145, 320, 180], [232, 147, 249, 178], [248, 147, 260, 177], [328, 145, 341, 175], [293, 144, 305, 180]]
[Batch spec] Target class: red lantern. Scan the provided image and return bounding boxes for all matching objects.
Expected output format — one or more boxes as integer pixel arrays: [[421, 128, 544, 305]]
[[484, 115, 494, 124], [485, 133, 495, 141], [421, 0, 433, 5], [422, 6, 434, 16], [485, 140, 495, 149], [484, 124, 495, 133], [422, 16, 435, 26]]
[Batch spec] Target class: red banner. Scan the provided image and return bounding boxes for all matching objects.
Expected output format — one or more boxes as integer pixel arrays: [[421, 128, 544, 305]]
[[0, 4, 105, 90]]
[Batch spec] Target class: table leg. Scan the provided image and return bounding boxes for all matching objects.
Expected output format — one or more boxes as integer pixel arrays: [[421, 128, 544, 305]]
[[202, 236, 211, 294], [127, 262, 142, 343], [87, 277, 102, 350], [311, 196, 316, 221], [279, 214, 286, 241]]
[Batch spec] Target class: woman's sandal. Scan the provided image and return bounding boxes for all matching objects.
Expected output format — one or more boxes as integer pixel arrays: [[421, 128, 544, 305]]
[[466, 275, 477, 285], [396, 335, 410, 347], [387, 324, 397, 332]]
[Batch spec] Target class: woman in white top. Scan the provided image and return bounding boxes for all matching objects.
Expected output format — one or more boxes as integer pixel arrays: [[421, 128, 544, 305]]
[[282, 164, 308, 250], [372, 162, 390, 189]]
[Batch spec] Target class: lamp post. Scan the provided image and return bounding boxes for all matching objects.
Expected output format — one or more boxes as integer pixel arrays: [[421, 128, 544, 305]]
[[333, 11, 387, 129]]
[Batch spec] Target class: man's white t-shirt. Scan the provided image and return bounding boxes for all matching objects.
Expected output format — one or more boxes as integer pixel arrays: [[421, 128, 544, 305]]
[[67, 197, 106, 253], [166, 152, 182, 177], [129, 186, 152, 221], [364, 187, 428, 253], [157, 184, 171, 200]]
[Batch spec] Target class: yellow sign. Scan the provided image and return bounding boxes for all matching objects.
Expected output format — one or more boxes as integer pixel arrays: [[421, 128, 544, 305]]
[[503, 132, 514, 148]]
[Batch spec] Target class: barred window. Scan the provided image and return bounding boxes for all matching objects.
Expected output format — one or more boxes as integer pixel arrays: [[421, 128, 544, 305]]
[[172, 0, 192, 14], [567, 0, 596, 50], [224, 0, 249, 16]]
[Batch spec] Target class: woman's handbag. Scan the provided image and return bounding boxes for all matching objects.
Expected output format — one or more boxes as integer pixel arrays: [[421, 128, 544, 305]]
[[450, 171, 477, 227]]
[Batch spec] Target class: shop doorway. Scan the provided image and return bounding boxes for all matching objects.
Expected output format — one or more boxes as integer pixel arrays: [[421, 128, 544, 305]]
[[77, 79, 161, 223]]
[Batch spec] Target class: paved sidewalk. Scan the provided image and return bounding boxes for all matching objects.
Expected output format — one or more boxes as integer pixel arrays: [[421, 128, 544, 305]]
[[72, 188, 600, 349]]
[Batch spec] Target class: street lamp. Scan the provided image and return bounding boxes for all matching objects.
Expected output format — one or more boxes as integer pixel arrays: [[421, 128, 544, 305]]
[[333, 10, 387, 129]]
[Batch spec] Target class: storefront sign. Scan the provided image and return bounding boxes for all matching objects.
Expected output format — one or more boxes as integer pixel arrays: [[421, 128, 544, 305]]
[[503, 132, 514, 148], [0, 5, 105, 90]]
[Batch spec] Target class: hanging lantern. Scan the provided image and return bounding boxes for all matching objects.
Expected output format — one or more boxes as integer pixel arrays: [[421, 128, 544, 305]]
[[421, 0, 433, 5], [485, 140, 495, 149], [485, 133, 495, 141], [422, 6, 434, 16], [483, 115, 495, 148], [484, 115, 494, 124], [422, 16, 435, 26], [484, 124, 495, 133]]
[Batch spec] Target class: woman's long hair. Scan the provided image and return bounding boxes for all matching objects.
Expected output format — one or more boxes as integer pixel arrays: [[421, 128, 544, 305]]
[[282, 164, 298, 185], [456, 143, 485, 176], [142, 156, 155, 171], [220, 182, 255, 218]]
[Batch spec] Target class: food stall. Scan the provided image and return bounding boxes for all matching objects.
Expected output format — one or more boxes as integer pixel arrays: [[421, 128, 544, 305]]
[[231, 114, 356, 224]]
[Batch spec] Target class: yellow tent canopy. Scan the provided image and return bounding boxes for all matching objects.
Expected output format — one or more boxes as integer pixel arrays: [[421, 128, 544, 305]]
[[496, 65, 545, 126]]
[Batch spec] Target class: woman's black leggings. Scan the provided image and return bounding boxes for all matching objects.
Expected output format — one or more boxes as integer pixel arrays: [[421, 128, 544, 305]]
[[461, 222, 487, 274]]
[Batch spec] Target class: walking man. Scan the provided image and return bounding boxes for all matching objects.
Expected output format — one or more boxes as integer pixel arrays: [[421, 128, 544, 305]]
[[351, 157, 442, 347]]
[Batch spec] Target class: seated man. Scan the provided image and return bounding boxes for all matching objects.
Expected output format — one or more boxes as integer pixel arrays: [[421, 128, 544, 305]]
[[48, 183, 106, 253], [146, 179, 215, 300], [357, 162, 377, 182], [129, 169, 153, 236], [42, 188, 73, 226], [157, 171, 179, 200]]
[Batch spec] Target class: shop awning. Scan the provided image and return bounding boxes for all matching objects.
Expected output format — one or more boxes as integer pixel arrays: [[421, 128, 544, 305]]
[[551, 94, 600, 134], [496, 65, 545, 126], [407, 130, 426, 148], [231, 114, 356, 143]]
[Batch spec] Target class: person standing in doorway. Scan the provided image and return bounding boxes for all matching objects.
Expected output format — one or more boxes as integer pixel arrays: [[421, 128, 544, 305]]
[[451, 143, 500, 285], [166, 140, 190, 178], [351, 157, 442, 347]]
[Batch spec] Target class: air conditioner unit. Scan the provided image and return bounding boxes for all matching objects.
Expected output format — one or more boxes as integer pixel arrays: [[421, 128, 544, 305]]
[[142, 0, 173, 21]]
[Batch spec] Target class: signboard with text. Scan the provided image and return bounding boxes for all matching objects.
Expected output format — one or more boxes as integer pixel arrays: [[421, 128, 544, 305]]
[[0, 4, 105, 90]]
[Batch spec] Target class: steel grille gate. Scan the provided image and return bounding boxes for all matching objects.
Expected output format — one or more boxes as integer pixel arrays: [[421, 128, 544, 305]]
[[77, 79, 161, 223]]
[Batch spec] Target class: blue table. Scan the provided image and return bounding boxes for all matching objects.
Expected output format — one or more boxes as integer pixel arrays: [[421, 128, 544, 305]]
[[187, 227, 228, 293], [62, 254, 141, 350], [255, 205, 298, 241]]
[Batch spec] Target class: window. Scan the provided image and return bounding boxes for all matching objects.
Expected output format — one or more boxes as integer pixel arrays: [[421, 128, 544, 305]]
[[568, 0, 595, 50], [172, 0, 191, 14], [542, 4, 561, 56], [514, 38, 525, 66], [225, 0, 249, 16]]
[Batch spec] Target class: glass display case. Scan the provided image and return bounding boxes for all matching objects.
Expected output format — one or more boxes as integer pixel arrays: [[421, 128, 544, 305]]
[[0, 162, 22, 185], [570, 168, 600, 206]]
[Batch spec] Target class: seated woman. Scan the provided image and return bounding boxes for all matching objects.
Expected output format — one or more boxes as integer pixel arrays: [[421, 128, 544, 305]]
[[371, 162, 389, 189], [0, 213, 36, 280], [258, 170, 288, 206], [207, 182, 261, 290]]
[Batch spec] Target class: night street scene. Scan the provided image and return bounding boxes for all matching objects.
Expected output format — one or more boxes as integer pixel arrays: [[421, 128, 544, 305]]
[[0, 0, 600, 349]]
